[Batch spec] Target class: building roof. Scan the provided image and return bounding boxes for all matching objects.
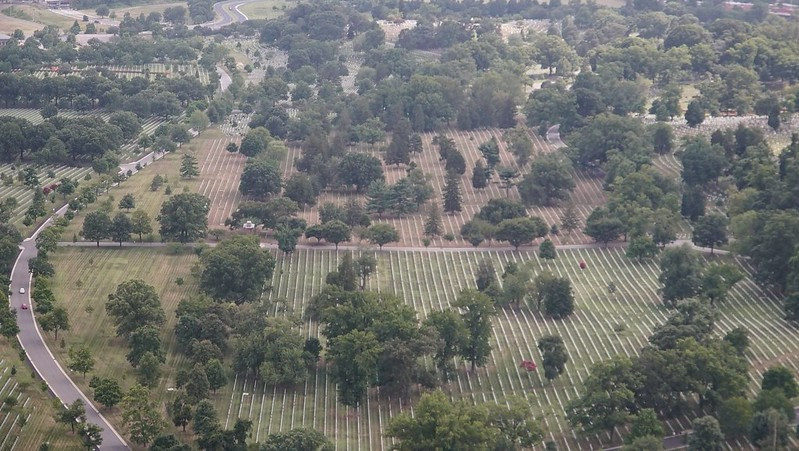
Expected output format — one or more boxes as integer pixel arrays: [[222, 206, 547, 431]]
[[0, 34, 12, 40]]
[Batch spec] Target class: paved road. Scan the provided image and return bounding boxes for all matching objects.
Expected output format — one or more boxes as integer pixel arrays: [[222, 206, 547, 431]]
[[8, 149, 167, 450], [199, 0, 257, 29], [49, 0, 256, 31], [11, 211, 129, 450]]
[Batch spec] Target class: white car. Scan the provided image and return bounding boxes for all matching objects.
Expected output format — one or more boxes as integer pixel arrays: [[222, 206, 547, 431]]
[[18, 287, 25, 294]]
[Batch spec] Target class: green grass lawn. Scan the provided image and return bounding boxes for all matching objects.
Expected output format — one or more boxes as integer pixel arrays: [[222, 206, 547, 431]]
[[0, 344, 82, 450], [81, 1, 187, 19], [213, 247, 794, 449], [45, 243, 797, 449], [1, 5, 78, 33], [238, 0, 290, 20], [46, 246, 201, 441], [60, 138, 207, 243]]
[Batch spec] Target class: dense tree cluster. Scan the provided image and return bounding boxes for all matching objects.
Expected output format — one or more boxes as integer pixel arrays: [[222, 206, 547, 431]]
[[0, 71, 205, 116], [387, 391, 542, 450]]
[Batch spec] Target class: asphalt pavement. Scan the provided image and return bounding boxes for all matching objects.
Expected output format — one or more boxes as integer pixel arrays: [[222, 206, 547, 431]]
[[8, 148, 166, 450], [11, 210, 129, 450], [199, 0, 259, 29]]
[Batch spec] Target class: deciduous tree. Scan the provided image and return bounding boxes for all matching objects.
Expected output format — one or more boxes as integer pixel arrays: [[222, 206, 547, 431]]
[[130, 210, 152, 241], [366, 223, 399, 249], [106, 279, 165, 337], [496, 217, 548, 250], [158, 193, 209, 242], [239, 159, 282, 198], [68, 344, 94, 379], [200, 235, 275, 303], [454, 289, 495, 372], [82, 211, 111, 246], [538, 335, 568, 382], [518, 153, 575, 206], [111, 212, 132, 246]]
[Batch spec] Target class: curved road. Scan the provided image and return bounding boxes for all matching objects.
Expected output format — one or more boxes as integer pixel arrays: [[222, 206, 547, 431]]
[[199, 0, 259, 29], [11, 213, 129, 449], [50, 0, 256, 30], [9, 150, 165, 450]]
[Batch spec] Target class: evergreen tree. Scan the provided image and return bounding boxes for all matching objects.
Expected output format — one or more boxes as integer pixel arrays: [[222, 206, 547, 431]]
[[685, 100, 705, 127], [472, 161, 489, 189], [424, 203, 443, 237], [180, 154, 199, 179], [443, 171, 462, 214]]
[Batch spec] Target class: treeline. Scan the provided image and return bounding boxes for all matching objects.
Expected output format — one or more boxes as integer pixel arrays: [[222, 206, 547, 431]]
[[0, 114, 130, 164], [0, 33, 205, 72], [568, 290, 797, 449], [0, 71, 206, 114], [526, 0, 799, 133]]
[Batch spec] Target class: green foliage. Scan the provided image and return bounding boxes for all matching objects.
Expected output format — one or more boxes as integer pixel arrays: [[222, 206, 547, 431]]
[[239, 159, 282, 198], [584, 207, 625, 247], [366, 223, 399, 249], [158, 193, 209, 242], [691, 213, 729, 254], [518, 153, 575, 206], [423, 310, 467, 382], [260, 428, 333, 451], [424, 203, 443, 237], [81, 211, 111, 245], [717, 397, 752, 438], [338, 152, 384, 192], [442, 170, 462, 214], [648, 299, 716, 350], [90, 377, 123, 409], [538, 335, 569, 382], [179, 154, 199, 179], [658, 245, 702, 307], [496, 217, 548, 250], [685, 99, 706, 127], [539, 238, 556, 260], [105, 279, 165, 337], [454, 289, 496, 372], [328, 330, 381, 407], [688, 416, 723, 451], [67, 344, 94, 379], [387, 390, 502, 450], [626, 409, 664, 444], [200, 235, 275, 303], [567, 356, 638, 440]]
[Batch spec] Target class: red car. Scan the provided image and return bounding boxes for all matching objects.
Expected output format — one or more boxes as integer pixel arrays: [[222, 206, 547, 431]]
[[20, 304, 28, 310]]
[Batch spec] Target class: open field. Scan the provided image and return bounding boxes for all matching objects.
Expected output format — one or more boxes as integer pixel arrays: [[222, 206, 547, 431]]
[[1, 5, 76, 31], [81, 1, 187, 18], [58, 142, 203, 241], [46, 246, 200, 435], [0, 12, 41, 36], [215, 247, 795, 450], [0, 346, 82, 450], [238, 0, 290, 20], [274, 127, 607, 248]]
